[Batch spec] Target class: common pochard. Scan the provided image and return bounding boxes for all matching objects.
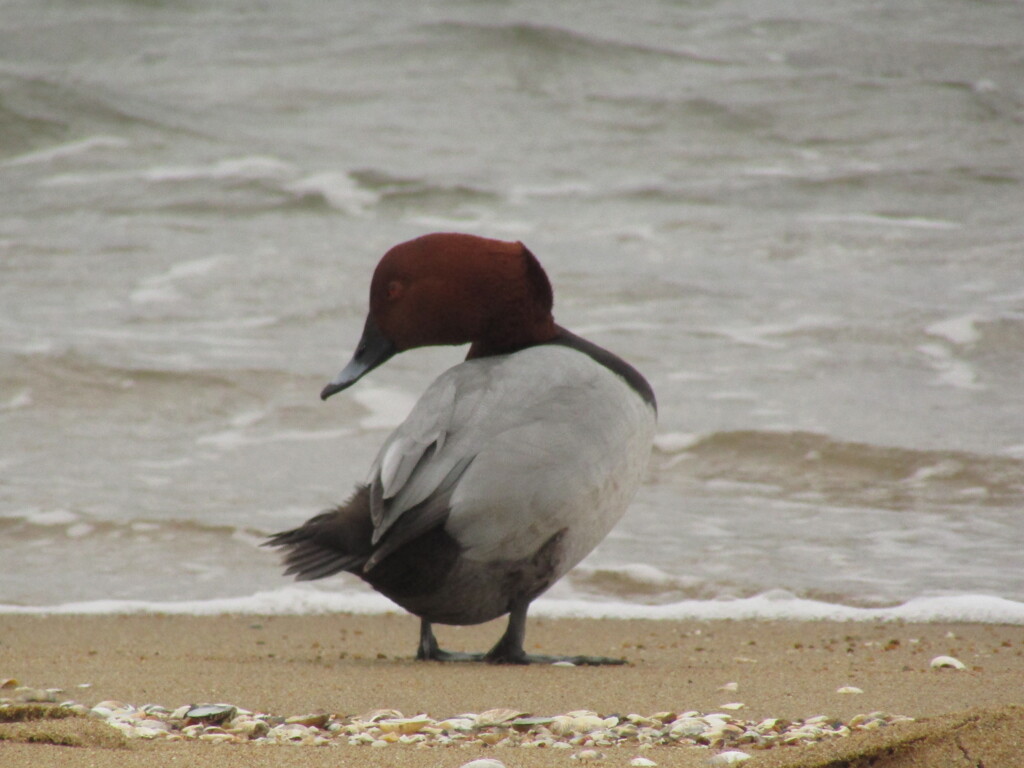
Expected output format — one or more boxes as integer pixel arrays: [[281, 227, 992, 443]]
[[266, 233, 656, 664]]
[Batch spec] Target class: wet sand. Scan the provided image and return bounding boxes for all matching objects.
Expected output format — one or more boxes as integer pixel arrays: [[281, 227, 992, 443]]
[[1, 613, 1022, 766]]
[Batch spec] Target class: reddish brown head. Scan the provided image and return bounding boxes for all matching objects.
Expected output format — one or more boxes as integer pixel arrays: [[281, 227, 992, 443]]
[[322, 233, 557, 400]]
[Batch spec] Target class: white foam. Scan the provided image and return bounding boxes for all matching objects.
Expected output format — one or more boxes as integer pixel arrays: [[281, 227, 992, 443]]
[[805, 213, 961, 230], [1, 390, 32, 410], [42, 156, 293, 188], [925, 314, 983, 346], [1, 586, 1021, 624], [20, 509, 80, 526], [916, 343, 984, 390], [143, 156, 293, 183], [66, 523, 95, 539], [653, 432, 701, 453], [196, 427, 352, 451], [3, 135, 129, 167], [0, 586, 397, 617], [285, 172, 379, 216], [507, 182, 594, 204], [131, 255, 225, 305], [712, 315, 836, 349]]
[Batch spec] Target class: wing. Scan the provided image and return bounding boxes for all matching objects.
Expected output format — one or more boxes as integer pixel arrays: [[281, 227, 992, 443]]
[[362, 345, 655, 572], [362, 373, 473, 569]]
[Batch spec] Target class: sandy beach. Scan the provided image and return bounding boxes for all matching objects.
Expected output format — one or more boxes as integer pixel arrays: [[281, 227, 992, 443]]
[[1, 613, 1022, 766]]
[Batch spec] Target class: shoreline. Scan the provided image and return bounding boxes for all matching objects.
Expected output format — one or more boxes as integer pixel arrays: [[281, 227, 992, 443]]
[[2, 614, 1022, 766]]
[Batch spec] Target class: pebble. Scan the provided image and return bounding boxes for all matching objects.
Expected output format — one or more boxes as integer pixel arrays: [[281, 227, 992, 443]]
[[3, 683, 915, 756], [186, 704, 237, 723], [836, 686, 864, 694], [630, 759, 658, 767], [710, 750, 752, 765], [285, 712, 330, 728], [930, 655, 967, 670]]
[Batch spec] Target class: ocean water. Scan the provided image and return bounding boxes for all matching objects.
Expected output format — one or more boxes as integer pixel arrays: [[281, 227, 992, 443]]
[[2, 0, 1023, 622]]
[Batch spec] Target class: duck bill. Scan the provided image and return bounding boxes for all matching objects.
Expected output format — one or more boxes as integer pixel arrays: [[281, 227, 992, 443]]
[[320, 315, 396, 400]]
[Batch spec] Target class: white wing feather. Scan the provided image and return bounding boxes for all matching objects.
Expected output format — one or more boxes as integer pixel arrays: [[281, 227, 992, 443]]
[[365, 345, 655, 566]]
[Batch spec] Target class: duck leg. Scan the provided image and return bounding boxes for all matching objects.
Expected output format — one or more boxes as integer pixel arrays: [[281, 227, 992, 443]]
[[415, 605, 627, 665], [483, 600, 628, 666], [416, 618, 485, 662]]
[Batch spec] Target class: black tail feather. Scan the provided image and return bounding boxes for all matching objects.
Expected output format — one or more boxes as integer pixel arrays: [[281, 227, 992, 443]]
[[263, 485, 374, 581]]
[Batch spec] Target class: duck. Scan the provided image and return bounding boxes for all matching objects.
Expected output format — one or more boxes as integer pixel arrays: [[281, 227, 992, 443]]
[[265, 233, 656, 664]]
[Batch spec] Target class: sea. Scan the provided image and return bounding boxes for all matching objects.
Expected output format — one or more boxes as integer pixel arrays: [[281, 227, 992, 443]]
[[2, 0, 1023, 623]]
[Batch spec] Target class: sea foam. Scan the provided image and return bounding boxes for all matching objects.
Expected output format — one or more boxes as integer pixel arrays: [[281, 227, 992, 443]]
[[2, 586, 1021, 624]]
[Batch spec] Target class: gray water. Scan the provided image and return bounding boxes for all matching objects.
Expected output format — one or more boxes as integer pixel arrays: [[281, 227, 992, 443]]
[[2, 0, 1023, 611]]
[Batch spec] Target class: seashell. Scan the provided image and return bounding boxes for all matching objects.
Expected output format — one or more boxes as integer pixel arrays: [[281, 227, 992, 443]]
[[359, 708, 404, 722], [477, 731, 505, 745], [548, 715, 576, 736], [475, 708, 526, 726], [796, 725, 824, 738], [571, 749, 605, 761], [0, 678, 19, 689], [930, 655, 967, 670], [170, 705, 191, 720], [708, 723, 744, 742], [836, 686, 864, 694], [230, 719, 270, 739], [669, 718, 707, 739], [710, 751, 752, 765], [572, 715, 609, 733], [719, 702, 745, 711], [94, 700, 133, 712], [630, 759, 658, 767], [199, 732, 236, 744], [718, 681, 739, 692], [285, 712, 330, 729], [459, 760, 507, 768], [437, 717, 475, 732], [706, 714, 737, 723], [186, 704, 237, 723], [511, 716, 554, 730], [132, 726, 166, 740], [552, 660, 576, 667], [626, 714, 657, 726]]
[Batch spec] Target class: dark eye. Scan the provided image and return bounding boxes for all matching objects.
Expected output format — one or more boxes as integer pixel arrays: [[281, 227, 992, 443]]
[[387, 281, 403, 300]]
